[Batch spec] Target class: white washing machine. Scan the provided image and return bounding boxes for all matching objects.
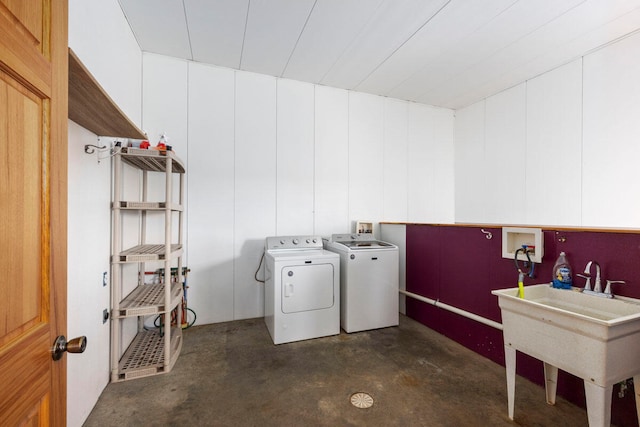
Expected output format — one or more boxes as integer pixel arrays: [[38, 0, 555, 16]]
[[324, 233, 399, 333], [264, 235, 340, 344]]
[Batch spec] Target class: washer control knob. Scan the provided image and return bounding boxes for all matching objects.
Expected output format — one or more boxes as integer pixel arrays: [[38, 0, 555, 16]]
[[280, 239, 286, 245], [351, 235, 357, 239], [306, 239, 310, 243], [293, 239, 299, 245], [312, 239, 317, 243]]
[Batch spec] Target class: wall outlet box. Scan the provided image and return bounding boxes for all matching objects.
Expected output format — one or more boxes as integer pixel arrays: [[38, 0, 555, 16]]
[[502, 227, 543, 263]]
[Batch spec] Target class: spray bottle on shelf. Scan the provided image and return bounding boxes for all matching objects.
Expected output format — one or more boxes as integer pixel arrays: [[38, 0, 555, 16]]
[[156, 133, 168, 150], [552, 252, 572, 289]]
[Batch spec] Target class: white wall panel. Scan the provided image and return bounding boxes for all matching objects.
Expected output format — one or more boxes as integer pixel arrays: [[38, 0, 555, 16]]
[[69, 0, 142, 126], [525, 59, 582, 226], [382, 98, 408, 222], [142, 54, 189, 243], [583, 32, 640, 228], [276, 80, 315, 235], [349, 92, 384, 235], [187, 63, 235, 324], [407, 103, 454, 223], [142, 53, 189, 152], [430, 107, 455, 222], [484, 84, 526, 224], [66, 122, 111, 427], [314, 86, 349, 236], [67, 2, 143, 425], [234, 71, 277, 319], [454, 101, 486, 223], [407, 103, 432, 222]]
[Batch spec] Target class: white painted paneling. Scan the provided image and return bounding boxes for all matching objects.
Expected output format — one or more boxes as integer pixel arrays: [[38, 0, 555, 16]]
[[430, 107, 455, 222], [185, 0, 249, 68], [70, 0, 142, 125], [321, 0, 448, 89], [436, 0, 640, 109], [404, 0, 583, 103], [119, 0, 191, 60], [525, 59, 582, 226], [234, 71, 277, 319], [242, 0, 315, 76], [142, 53, 189, 152], [407, 103, 454, 223], [276, 79, 315, 235], [314, 86, 349, 236], [484, 83, 527, 224], [283, 0, 384, 83], [359, 0, 517, 96], [142, 54, 189, 243], [348, 92, 384, 235], [583, 31, 640, 227], [382, 98, 408, 222], [454, 101, 486, 223], [407, 103, 432, 222], [121, 0, 640, 111], [66, 122, 111, 427], [187, 63, 235, 324]]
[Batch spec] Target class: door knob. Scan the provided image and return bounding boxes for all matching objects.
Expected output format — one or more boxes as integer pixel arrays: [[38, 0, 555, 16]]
[[51, 335, 87, 361]]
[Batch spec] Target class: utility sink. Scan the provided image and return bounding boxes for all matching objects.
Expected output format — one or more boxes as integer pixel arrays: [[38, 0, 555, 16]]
[[492, 283, 640, 427]]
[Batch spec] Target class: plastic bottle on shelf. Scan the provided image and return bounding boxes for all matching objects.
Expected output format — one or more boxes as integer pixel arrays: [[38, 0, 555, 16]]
[[552, 251, 572, 289]]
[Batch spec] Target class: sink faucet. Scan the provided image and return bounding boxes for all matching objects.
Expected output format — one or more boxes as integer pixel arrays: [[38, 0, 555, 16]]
[[584, 261, 602, 293], [581, 261, 626, 298]]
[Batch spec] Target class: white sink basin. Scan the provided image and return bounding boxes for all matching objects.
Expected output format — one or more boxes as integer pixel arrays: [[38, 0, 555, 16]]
[[492, 283, 640, 427]]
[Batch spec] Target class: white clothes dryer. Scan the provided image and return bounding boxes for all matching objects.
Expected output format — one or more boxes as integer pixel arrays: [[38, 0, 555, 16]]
[[264, 235, 340, 344], [324, 234, 399, 333]]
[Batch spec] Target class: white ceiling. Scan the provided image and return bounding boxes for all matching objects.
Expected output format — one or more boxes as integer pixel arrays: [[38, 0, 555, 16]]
[[118, 0, 640, 110]]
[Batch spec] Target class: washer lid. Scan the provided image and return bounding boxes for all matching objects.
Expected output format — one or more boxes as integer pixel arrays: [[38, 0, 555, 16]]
[[338, 240, 394, 249]]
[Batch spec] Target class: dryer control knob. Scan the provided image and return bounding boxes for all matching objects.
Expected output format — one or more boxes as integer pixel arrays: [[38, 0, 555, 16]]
[[293, 239, 299, 245], [306, 239, 310, 243], [280, 239, 286, 245], [351, 235, 357, 239], [312, 239, 317, 243]]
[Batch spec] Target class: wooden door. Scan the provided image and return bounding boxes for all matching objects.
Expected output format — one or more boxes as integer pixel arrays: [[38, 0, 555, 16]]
[[0, 1, 68, 425]]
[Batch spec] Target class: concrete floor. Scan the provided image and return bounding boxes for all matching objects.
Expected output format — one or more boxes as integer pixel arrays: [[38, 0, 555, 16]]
[[84, 315, 592, 426]]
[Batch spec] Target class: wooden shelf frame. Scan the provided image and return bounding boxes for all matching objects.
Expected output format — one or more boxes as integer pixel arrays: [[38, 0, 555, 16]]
[[68, 48, 146, 139]]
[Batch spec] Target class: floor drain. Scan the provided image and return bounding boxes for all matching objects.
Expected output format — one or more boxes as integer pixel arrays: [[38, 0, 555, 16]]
[[350, 392, 374, 409]]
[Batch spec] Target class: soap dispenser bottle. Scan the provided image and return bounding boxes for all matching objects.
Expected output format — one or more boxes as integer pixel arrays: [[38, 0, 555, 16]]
[[552, 252, 572, 289]]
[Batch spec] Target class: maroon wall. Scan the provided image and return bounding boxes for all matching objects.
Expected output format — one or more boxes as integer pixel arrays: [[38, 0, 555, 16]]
[[405, 224, 640, 427]]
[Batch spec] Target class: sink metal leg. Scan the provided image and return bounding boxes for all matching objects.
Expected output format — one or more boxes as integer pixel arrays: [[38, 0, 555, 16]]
[[543, 363, 558, 405], [634, 375, 640, 425], [583, 381, 612, 427], [505, 345, 516, 420]]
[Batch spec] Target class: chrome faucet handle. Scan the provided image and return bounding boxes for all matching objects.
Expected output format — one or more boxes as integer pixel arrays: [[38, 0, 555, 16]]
[[576, 273, 591, 291], [604, 280, 626, 295], [584, 261, 602, 293]]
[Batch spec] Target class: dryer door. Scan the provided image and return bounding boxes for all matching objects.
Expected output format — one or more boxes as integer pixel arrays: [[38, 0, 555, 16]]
[[281, 263, 335, 313]]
